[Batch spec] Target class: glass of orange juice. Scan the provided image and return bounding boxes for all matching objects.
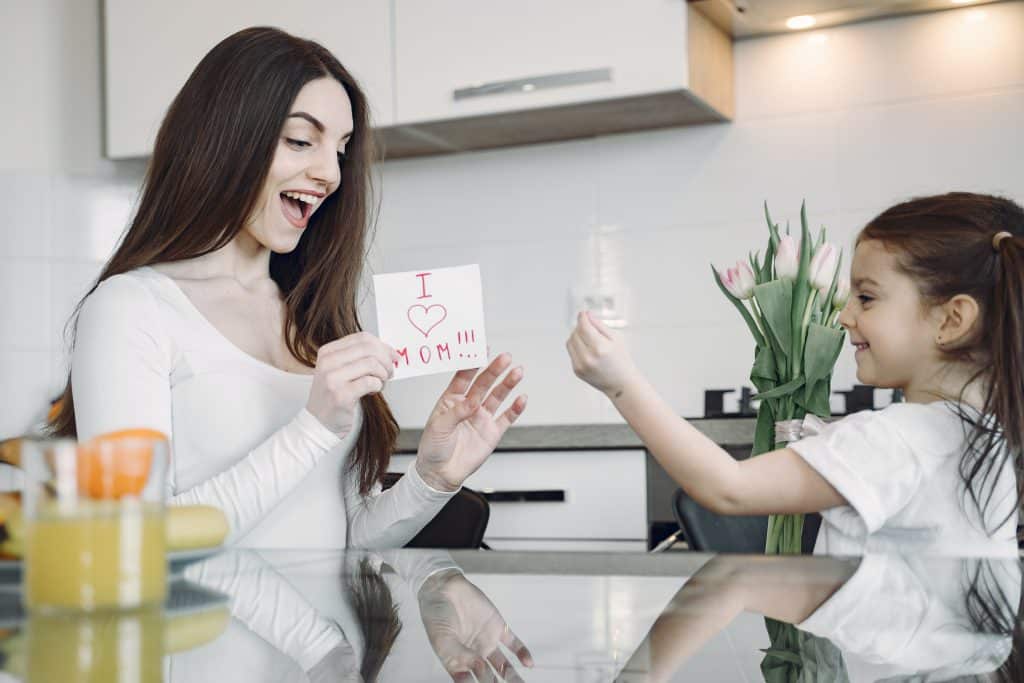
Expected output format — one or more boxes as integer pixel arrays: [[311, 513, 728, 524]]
[[21, 432, 169, 613]]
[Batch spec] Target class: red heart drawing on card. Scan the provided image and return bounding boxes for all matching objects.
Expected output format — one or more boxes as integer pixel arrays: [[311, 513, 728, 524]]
[[407, 304, 448, 338]]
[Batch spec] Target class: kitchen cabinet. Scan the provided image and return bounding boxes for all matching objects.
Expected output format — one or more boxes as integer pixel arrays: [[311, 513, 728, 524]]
[[103, 0, 393, 158], [390, 450, 648, 552], [104, 1, 730, 159], [379, 0, 732, 157]]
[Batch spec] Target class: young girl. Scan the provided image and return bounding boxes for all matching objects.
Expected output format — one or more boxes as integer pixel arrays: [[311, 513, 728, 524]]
[[51, 27, 527, 549], [567, 192, 1023, 556]]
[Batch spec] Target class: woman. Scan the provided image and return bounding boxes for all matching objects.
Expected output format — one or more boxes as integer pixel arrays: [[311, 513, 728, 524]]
[[50, 27, 527, 548]]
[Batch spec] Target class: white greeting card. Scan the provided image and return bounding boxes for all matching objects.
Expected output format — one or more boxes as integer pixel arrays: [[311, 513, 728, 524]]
[[373, 264, 487, 379]]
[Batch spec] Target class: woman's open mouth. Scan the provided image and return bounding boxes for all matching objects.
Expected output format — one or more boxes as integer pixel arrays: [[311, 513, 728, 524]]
[[279, 191, 318, 229]]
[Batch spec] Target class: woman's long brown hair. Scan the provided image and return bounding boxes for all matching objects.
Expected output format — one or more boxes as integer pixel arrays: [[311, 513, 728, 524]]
[[49, 26, 397, 495], [859, 192, 1024, 531]]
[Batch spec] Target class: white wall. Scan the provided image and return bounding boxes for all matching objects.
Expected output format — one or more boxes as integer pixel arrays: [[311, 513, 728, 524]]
[[0, 1, 1021, 436]]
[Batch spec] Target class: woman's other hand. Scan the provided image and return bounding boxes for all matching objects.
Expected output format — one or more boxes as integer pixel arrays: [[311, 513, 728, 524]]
[[415, 354, 527, 492], [306, 332, 398, 437], [418, 569, 533, 681], [566, 311, 639, 398]]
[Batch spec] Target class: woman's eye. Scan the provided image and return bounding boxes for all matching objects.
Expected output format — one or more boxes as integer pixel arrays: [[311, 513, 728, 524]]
[[337, 150, 348, 164], [286, 138, 311, 148], [857, 295, 874, 304]]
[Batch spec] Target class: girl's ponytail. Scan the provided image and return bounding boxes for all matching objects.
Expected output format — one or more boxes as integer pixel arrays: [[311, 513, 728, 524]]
[[990, 232, 1024, 460]]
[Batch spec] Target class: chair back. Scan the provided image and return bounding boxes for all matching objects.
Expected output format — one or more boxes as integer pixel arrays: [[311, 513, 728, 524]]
[[671, 488, 821, 554], [382, 472, 490, 549]]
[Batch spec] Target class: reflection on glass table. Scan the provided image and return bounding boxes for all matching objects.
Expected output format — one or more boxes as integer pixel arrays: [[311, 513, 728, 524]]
[[1, 549, 1019, 682], [619, 553, 1022, 683], [164, 548, 684, 682], [0, 579, 229, 682]]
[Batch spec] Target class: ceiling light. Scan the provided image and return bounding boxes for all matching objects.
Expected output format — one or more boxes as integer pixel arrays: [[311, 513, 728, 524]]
[[786, 15, 816, 30]]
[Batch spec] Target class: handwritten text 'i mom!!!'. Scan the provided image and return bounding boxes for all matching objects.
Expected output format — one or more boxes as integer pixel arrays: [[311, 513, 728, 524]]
[[395, 272, 480, 369]]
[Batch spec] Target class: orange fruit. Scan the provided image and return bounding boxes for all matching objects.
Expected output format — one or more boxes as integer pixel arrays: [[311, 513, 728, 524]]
[[77, 428, 167, 500]]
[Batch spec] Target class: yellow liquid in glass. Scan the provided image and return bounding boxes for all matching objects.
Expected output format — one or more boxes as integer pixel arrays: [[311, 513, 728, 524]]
[[25, 501, 167, 612]]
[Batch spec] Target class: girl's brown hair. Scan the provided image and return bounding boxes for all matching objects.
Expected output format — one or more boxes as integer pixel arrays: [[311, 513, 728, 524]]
[[49, 26, 397, 495], [859, 192, 1024, 530]]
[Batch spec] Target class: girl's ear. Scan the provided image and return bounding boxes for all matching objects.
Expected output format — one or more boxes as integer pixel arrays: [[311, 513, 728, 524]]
[[935, 294, 981, 347]]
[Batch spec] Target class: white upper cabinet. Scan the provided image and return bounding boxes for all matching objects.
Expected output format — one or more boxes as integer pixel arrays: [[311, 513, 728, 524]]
[[382, 0, 731, 157], [392, 0, 691, 124], [103, 0, 393, 159], [104, 1, 730, 159]]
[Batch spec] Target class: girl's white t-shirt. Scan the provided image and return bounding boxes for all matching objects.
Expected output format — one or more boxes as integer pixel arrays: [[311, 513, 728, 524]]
[[790, 402, 1019, 557], [71, 267, 455, 549], [798, 553, 1019, 680]]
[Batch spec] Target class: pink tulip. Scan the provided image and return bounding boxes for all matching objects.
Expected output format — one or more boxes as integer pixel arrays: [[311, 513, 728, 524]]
[[809, 243, 839, 292], [774, 235, 799, 280], [721, 260, 756, 300]]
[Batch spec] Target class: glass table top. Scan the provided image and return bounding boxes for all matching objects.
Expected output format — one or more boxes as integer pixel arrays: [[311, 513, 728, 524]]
[[0, 548, 1018, 682]]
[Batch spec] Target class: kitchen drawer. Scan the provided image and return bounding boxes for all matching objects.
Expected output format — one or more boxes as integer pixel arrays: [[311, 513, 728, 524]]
[[389, 450, 646, 544]]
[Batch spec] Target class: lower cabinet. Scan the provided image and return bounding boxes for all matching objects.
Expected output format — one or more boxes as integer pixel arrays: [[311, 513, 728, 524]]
[[389, 449, 647, 552]]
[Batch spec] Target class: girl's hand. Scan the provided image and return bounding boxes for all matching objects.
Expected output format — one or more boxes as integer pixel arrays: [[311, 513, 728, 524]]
[[419, 569, 533, 681], [415, 354, 527, 492], [306, 332, 398, 437], [566, 311, 640, 398]]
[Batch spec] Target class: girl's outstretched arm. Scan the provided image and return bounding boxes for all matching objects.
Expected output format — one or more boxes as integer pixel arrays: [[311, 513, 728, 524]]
[[566, 311, 846, 516]]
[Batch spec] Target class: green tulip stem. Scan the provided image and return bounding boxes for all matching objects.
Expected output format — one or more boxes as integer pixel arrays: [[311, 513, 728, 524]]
[[749, 299, 768, 339], [791, 291, 818, 378]]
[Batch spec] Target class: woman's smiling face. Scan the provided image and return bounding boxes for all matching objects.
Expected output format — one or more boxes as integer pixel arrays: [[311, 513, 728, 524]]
[[244, 77, 354, 254]]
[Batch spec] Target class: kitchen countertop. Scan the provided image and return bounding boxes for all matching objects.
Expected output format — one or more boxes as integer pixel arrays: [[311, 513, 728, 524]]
[[395, 416, 757, 453]]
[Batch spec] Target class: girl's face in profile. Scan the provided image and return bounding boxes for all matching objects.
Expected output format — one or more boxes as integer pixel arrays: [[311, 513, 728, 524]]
[[838, 239, 941, 391], [245, 77, 354, 254]]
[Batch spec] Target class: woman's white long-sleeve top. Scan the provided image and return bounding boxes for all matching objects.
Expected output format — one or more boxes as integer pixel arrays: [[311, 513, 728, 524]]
[[71, 267, 454, 548]]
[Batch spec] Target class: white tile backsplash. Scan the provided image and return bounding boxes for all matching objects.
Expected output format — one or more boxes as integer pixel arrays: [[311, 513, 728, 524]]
[[51, 175, 136, 263], [0, 173, 53, 260], [0, 351, 56, 436], [838, 87, 1024, 212], [0, 260, 52, 351], [833, 2, 1024, 109], [50, 261, 103, 355], [594, 112, 843, 232], [1, 1, 1023, 434], [376, 136, 598, 250]]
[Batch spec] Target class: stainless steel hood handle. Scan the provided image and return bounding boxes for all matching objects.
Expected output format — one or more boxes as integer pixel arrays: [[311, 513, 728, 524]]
[[453, 67, 612, 101]]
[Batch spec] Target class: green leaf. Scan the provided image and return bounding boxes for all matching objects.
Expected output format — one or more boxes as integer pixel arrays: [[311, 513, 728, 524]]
[[750, 345, 778, 391], [755, 376, 805, 400], [762, 649, 803, 665], [762, 238, 776, 282], [764, 201, 780, 251], [753, 401, 776, 456], [711, 266, 767, 348], [804, 378, 832, 416], [790, 202, 814, 377], [803, 324, 845, 388], [753, 279, 793, 358]]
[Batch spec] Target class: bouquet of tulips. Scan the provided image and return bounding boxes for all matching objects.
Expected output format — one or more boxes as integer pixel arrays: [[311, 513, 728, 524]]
[[712, 202, 849, 555]]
